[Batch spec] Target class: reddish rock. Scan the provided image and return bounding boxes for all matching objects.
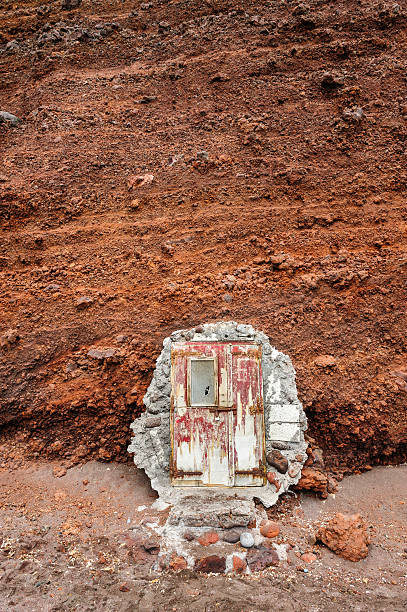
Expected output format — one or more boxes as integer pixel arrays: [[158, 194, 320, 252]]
[[314, 354, 337, 367], [392, 369, 407, 392], [301, 552, 317, 563], [195, 555, 226, 574], [327, 475, 338, 494], [260, 520, 280, 539], [97, 552, 107, 564], [169, 554, 188, 571], [296, 467, 328, 498], [266, 450, 288, 474], [288, 466, 301, 478], [119, 582, 130, 592], [127, 174, 154, 189], [316, 513, 370, 561], [53, 466, 67, 478], [0, 329, 19, 349], [266, 471, 281, 491], [142, 537, 160, 554], [232, 555, 246, 573], [198, 531, 219, 546], [246, 547, 279, 571], [183, 531, 195, 541]]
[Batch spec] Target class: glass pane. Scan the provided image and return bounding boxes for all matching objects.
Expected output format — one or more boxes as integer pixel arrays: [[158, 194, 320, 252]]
[[190, 359, 215, 406]]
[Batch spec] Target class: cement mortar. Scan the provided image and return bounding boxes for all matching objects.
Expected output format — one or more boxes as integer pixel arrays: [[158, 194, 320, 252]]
[[128, 321, 308, 508]]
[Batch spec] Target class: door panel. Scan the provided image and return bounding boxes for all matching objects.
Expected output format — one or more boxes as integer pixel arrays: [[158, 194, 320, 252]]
[[231, 345, 265, 486], [171, 408, 232, 486]]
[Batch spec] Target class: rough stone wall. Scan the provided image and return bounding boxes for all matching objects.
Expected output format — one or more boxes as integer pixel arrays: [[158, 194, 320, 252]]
[[128, 321, 307, 507]]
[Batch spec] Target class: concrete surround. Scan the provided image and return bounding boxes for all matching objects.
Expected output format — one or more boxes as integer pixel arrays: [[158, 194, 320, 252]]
[[128, 321, 308, 508]]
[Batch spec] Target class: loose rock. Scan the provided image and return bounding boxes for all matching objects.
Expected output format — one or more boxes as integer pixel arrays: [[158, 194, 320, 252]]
[[87, 347, 117, 361], [296, 467, 328, 498], [0, 111, 21, 127], [1, 329, 20, 349], [169, 554, 188, 571], [61, 0, 82, 9], [301, 552, 317, 563], [142, 537, 160, 554], [267, 471, 281, 491], [343, 106, 364, 122], [76, 296, 93, 309], [321, 72, 344, 89], [53, 466, 67, 478], [316, 512, 370, 561], [314, 355, 336, 368], [127, 174, 154, 189]]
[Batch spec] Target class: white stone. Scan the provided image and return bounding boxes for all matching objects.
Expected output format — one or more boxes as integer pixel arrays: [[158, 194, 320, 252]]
[[273, 543, 289, 561], [268, 404, 300, 423], [240, 532, 255, 548], [267, 422, 301, 442]]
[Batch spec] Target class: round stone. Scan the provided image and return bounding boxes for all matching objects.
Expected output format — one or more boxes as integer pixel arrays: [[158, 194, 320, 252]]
[[240, 532, 255, 548], [222, 530, 241, 544], [198, 531, 219, 546], [260, 520, 280, 539]]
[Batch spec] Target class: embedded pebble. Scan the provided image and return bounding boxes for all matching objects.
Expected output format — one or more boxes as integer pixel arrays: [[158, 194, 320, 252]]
[[222, 529, 241, 544], [240, 532, 255, 548]]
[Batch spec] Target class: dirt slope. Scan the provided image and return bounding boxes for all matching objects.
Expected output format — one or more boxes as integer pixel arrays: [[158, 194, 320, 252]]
[[0, 0, 406, 471]]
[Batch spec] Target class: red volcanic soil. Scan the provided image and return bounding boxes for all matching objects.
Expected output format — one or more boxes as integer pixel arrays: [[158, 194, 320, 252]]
[[0, 0, 406, 472]]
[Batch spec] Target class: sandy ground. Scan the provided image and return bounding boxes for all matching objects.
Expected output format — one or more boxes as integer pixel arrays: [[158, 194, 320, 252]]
[[0, 461, 406, 611]]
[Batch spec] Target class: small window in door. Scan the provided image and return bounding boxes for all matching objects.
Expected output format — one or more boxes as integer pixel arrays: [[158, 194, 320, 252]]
[[189, 358, 216, 406]]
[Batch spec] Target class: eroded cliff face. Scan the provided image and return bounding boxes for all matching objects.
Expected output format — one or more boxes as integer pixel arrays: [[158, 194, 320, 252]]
[[0, 0, 406, 472]]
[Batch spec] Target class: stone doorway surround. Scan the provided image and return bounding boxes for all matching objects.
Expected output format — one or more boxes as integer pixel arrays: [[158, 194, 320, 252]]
[[128, 321, 308, 509]]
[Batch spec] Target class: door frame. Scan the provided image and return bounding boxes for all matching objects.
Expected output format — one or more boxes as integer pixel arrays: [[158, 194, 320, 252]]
[[170, 341, 266, 487]]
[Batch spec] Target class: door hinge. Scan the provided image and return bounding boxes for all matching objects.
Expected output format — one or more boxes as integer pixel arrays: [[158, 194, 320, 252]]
[[170, 459, 203, 480]]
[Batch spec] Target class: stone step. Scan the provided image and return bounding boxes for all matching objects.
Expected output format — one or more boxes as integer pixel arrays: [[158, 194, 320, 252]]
[[167, 494, 256, 528]]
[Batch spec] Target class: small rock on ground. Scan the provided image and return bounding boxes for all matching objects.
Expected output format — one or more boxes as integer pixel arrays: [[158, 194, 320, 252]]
[[316, 512, 370, 562]]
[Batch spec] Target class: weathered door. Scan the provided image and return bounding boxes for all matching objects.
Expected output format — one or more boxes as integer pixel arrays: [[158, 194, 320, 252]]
[[170, 342, 265, 486]]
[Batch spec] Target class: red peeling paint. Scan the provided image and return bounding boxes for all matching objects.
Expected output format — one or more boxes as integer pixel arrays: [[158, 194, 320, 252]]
[[170, 342, 265, 486]]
